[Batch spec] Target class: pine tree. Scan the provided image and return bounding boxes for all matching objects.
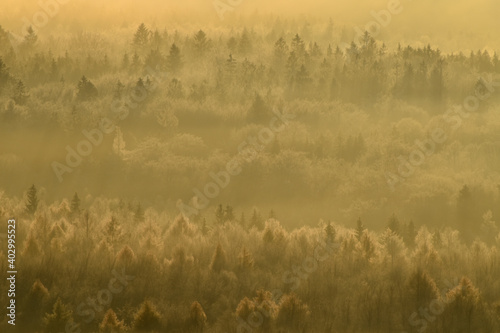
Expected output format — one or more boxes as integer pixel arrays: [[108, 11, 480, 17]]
[[238, 247, 254, 271], [132, 300, 161, 332], [251, 208, 263, 230], [200, 217, 208, 235], [224, 205, 234, 222], [42, 298, 72, 333], [133, 23, 150, 49], [294, 65, 311, 97], [104, 216, 121, 244], [25, 184, 38, 215], [193, 30, 209, 56], [210, 243, 227, 272], [387, 214, 401, 235], [76, 76, 98, 101], [99, 309, 126, 333], [23, 26, 38, 49], [238, 28, 252, 54], [21, 279, 49, 330], [166, 43, 183, 73], [215, 204, 224, 224], [325, 221, 336, 243], [247, 93, 270, 123], [12, 80, 29, 105], [274, 37, 289, 63], [291, 34, 306, 59], [70, 192, 80, 216], [0, 57, 11, 93], [355, 217, 365, 240]]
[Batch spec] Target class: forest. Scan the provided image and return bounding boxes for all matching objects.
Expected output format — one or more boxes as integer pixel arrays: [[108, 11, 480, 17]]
[[0, 187, 500, 332], [0, 1, 500, 331]]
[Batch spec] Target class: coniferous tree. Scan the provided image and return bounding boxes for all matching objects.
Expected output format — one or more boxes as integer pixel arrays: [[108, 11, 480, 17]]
[[70, 192, 80, 216], [193, 30, 209, 56], [166, 43, 183, 73], [42, 298, 72, 333], [12, 80, 29, 105], [250, 208, 263, 230], [274, 37, 289, 68], [355, 217, 365, 240], [215, 204, 224, 224], [238, 247, 254, 271], [0, 57, 11, 93], [132, 300, 161, 332], [387, 214, 401, 235], [238, 28, 252, 54], [21, 279, 49, 330], [99, 309, 126, 333], [247, 93, 270, 123], [325, 221, 336, 243], [224, 204, 234, 222], [23, 26, 38, 49], [133, 23, 150, 49], [104, 216, 121, 244], [25, 184, 38, 215], [210, 243, 227, 272], [76, 76, 98, 101]]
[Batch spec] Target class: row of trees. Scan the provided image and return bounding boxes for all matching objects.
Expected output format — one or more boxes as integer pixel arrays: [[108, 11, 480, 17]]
[[1, 189, 500, 332], [22, 184, 499, 243], [1, 23, 499, 109]]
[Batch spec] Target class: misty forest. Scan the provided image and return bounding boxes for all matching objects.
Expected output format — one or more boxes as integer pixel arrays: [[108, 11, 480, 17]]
[[1, 2, 500, 332]]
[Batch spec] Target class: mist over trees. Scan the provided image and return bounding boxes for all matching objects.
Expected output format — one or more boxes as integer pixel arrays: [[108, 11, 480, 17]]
[[0, 7, 500, 332], [0, 20, 499, 232], [0, 192, 500, 332]]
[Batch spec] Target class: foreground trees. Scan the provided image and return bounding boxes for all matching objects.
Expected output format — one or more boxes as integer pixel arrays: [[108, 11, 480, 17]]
[[1, 192, 497, 333]]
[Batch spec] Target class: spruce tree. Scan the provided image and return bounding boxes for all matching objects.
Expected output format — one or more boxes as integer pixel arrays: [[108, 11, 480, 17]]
[[76, 76, 98, 101], [12, 80, 29, 105], [133, 23, 150, 49], [26, 184, 38, 215], [215, 204, 224, 224], [70, 192, 80, 215], [167, 43, 183, 73], [355, 217, 365, 240], [193, 30, 208, 56]]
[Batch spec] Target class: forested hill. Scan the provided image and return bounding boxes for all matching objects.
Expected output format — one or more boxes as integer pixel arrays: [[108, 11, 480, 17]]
[[0, 22, 500, 233]]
